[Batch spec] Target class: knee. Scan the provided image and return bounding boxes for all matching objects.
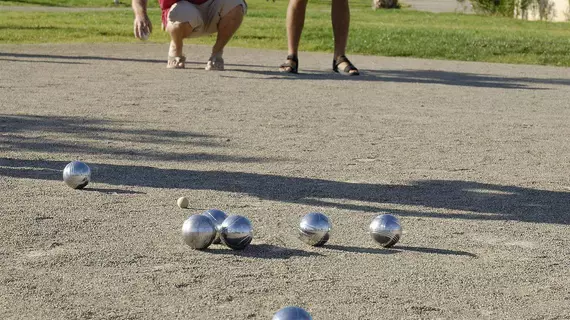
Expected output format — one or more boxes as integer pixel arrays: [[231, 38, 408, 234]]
[[291, 0, 309, 8], [226, 4, 246, 19], [166, 21, 192, 36]]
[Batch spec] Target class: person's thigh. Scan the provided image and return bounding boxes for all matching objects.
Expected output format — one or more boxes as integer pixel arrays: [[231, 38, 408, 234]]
[[201, 0, 247, 35], [167, 1, 205, 37]]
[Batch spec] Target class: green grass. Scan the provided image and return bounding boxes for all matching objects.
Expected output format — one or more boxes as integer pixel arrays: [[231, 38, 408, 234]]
[[0, 0, 159, 8], [1, 0, 570, 66]]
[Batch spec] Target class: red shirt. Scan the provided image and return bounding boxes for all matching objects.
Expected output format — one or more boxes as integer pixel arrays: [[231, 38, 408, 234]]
[[159, 0, 208, 28]]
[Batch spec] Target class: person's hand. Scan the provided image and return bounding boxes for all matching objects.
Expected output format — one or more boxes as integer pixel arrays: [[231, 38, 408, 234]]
[[133, 14, 152, 40]]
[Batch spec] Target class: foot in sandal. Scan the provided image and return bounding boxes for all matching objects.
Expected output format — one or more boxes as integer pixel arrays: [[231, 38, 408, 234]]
[[167, 55, 186, 69], [279, 54, 299, 74], [333, 55, 359, 76]]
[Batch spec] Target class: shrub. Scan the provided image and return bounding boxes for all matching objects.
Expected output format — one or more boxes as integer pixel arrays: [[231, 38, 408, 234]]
[[468, 0, 520, 16], [372, 0, 400, 10], [467, 0, 557, 20]]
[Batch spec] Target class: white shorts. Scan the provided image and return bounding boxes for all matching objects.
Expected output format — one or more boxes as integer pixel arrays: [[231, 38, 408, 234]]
[[167, 0, 247, 37]]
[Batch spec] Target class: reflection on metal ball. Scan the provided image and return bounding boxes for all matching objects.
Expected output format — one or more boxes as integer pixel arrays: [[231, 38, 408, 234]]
[[369, 214, 402, 248], [272, 306, 312, 320], [202, 209, 227, 244], [219, 215, 253, 250], [182, 215, 216, 250], [298, 212, 331, 247], [63, 161, 91, 189]]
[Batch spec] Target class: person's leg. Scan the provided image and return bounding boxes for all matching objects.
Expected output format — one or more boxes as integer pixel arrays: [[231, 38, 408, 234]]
[[166, 1, 203, 68], [279, 0, 308, 73], [166, 21, 192, 68], [286, 0, 308, 57], [203, 0, 246, 70], [211, 5, 244, 58], [331, 0, 358, 75]]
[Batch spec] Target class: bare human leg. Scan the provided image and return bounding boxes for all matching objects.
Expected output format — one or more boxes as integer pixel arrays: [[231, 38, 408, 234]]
[[166, 21, 192, 69], [279, 0, 308, 73], [206, 5, 245, 71], [331, 0, 358, 75]]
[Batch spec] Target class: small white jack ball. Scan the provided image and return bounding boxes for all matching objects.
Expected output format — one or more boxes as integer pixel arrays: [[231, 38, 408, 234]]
[[177, 197, 189, 209]]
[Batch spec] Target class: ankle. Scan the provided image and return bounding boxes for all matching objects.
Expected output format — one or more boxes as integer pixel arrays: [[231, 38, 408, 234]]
[[169, 45, 183, 58], [210, 51, 223, 60]]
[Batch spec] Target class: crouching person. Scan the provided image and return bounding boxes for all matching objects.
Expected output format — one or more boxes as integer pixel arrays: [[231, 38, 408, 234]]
[[132, 0, 246, 70]]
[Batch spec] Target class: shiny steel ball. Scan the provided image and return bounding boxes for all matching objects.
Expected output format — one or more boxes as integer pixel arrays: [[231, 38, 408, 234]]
[[369, 214, 402, 248], [182, 215, 216, 250], [298, 212, 331, 247], [63, 161, 91, 189], [272, 306, 312, 320], [219, 215, 253, 250], [202, 209, 227, 244]]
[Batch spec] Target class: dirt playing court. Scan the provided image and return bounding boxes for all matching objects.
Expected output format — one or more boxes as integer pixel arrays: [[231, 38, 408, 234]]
[[0, 43, 569, 319]]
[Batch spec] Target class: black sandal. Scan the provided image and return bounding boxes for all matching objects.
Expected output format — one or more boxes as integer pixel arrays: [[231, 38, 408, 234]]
[[279, 54, 298, 74], [333, 55, 359, 76]]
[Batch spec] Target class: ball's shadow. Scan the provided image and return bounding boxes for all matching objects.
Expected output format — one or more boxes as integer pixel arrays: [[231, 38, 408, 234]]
[[205, 243, 323, 259], [83, 187, 145, 195], [396, 245, 477, 257], [324, 244, 476, 257], [324, 244, 399, 255]]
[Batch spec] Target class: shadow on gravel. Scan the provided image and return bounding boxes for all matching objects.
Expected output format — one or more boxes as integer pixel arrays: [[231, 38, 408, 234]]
[[325, 244, 476, 257], [205, 244, 323, 259], [2, 52, 567, 90], [0, 115, 277, 163], [0, 52, 269, 68], [0, 57, 87, 64], [395, 245, 477, 257], [227, 68, 569, 90], [0, 52, 166, 64], [324, 244, 399, 255], [1, 157, 568, 225], [83, 187, 145, 195], [1, 0, 64, 6]]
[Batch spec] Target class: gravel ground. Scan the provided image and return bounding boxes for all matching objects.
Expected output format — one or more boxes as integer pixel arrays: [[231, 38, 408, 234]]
[[0, 43, 569, 319]]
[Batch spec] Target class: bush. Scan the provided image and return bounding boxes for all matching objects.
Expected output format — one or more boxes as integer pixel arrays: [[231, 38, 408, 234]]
[[468, 0, 519, 16], [467, 0, 561, 20], [372, 0, 400, 10]]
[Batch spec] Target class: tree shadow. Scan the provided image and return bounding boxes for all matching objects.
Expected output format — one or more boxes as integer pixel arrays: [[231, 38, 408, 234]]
[[1, 158, 568, 225], [224, 68, 569, 90], [0, 52, 269, 68], [0, 52, 170, 65], [205, 243, 323, 259], [0, 58, 87, 64], [0, 115, 281, 163], [2, 52, 567, 90]]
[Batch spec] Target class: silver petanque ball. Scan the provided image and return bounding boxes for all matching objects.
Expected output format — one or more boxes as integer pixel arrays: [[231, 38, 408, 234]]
[[182, 215, 216, 250], [63, 161, 91, 189], [369, 214, 402, 248], [298, 212, 331, 247], [202, 209, 227, 244], [219, 215, 253, 250], [272, 306, 312, 320]]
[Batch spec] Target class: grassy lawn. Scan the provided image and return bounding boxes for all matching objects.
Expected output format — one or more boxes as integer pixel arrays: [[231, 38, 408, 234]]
[[1, 0, 570, 66], [0, 0, 158, 8]]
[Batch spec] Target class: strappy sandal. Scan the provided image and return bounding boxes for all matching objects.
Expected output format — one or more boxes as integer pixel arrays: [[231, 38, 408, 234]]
[[333, 55, 359, 76], [205, 56, 224, 71], [167, 56, 186, 69], [279, 54, 298, 74]]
